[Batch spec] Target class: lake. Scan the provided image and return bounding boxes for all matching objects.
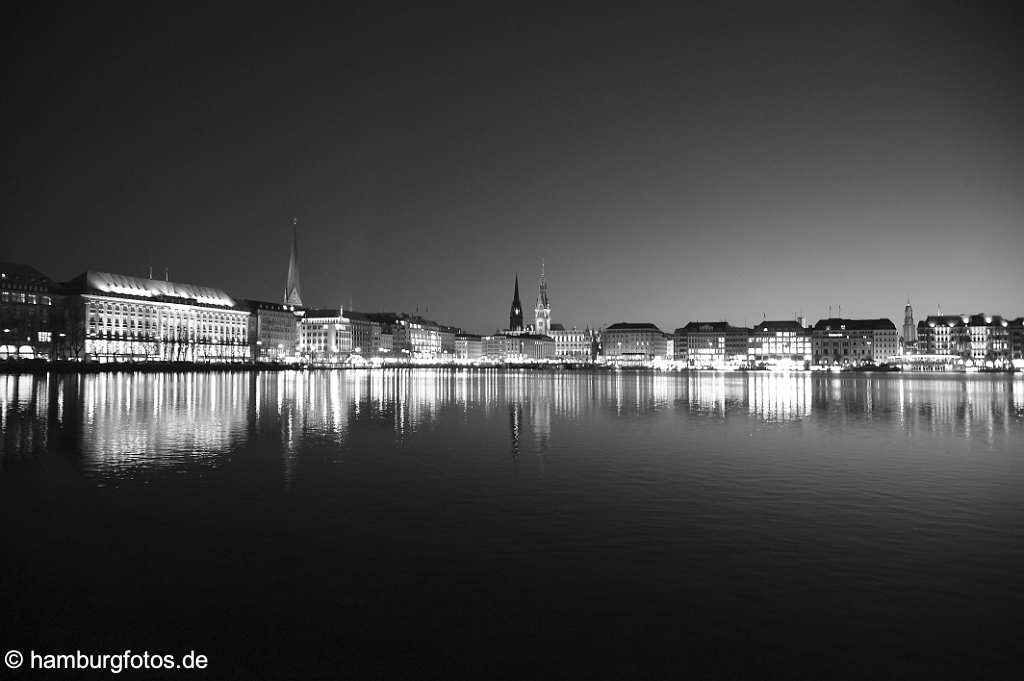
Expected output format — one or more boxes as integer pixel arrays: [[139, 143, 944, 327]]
[[2, 370, 1023, 679]]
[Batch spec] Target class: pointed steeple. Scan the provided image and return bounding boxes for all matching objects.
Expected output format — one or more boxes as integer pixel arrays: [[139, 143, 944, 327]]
[[534, 259, 551, 336], [509, 274, 523, 332], [284, 217, 303, 307], [536, 259, 549, 308]]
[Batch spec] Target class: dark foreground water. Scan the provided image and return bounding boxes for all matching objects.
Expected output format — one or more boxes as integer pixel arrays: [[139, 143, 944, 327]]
[[2, 370, 1023, 680]]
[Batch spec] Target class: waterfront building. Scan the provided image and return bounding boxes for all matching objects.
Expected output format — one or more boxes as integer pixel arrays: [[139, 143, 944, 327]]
[[534, 262, 551, 337], [675, 321, 750, 368], [299, 307, 352, 361], [284, 219, 303, 307], [62, 270, 250, 363], [481, 333, 555, 361], [357, 312, 450, 359], [960, 314, 1010, 365], [455, 333, 483, 360], [393, 317, 443, 358], [602, 322, 667, 364], [811, 318, 899, 366], [916, 315, 964, 356], [748, 320, 812, 369], [347, 311, 384, 357], [481, 334, 507, 360], [1009, 318, 1024, 364], [902, 300, 917, 353], [438, 325, 458, 357], [242, 299, 300, 362], [509, 275, 524, 332], [914, 313, 1011, 367], [549, 324, 593, 361], [0, 262, 56, 360]]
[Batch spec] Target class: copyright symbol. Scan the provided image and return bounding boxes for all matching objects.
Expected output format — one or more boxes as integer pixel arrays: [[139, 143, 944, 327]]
[[4, 649, 23, 669]]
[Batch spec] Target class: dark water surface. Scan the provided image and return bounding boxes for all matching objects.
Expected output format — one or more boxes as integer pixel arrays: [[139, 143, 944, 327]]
[[2, 370, 1023, 679]]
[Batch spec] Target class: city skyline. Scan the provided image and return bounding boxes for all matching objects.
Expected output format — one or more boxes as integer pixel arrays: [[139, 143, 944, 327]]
[[5, 2, 1022, 334]]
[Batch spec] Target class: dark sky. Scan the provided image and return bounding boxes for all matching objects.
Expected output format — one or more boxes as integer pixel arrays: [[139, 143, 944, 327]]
[[4, 2, 1022, 333]]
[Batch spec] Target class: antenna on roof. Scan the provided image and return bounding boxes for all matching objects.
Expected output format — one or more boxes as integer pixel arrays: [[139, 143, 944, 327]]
[[164, 266, 169, 282], [149, 266, 153, 279]]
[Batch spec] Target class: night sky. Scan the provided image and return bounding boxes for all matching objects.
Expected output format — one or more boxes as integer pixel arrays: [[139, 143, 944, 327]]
[[4, 2, 1021, 333]]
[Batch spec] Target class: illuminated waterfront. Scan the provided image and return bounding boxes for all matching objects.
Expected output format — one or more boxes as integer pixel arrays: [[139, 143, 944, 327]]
[[2, 370, 1023, 679]]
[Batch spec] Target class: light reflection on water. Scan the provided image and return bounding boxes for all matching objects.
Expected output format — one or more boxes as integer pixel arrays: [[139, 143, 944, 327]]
[[1, 370, 1022, 480], [3, 369, 1024, 678]]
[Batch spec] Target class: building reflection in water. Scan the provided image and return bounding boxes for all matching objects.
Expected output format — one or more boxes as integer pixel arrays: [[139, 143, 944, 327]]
[[2, 371, 1022, 480]]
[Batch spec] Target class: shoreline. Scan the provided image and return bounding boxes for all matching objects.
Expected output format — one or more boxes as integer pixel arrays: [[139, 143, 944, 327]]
[[0, 360, 1018, 376]]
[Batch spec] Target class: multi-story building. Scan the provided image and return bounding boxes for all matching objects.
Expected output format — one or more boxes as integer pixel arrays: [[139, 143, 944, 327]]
[[549, 324, 593, 361], [0, 262, 56, 360], [299, 308, 352, 362], [811, 318, 899, 366], [1009, 318, 1024, 364], [347, 311, 384, 357], [674, 321, 750, 368], [748, 320, 812, 369], [393, 317, 443, 358], [960, 314, 1010, 365], [438, 325, 458, 357], [242, 299, 300, 362], [602, 322, 667, 364], [916, 315, 964, 356], [60, 270, 250, 363], [481, 333, 555, 361], [455, 333, 483, 360]]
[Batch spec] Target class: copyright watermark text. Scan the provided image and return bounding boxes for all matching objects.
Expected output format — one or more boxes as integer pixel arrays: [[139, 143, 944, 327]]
[[4, 649, 208, 674]]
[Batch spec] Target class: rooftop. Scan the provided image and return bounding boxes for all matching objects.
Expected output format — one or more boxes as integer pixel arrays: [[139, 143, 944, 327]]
[[69, 270, 236, 308], [606, 322, 663, 332], [812, 318, 897, 331]]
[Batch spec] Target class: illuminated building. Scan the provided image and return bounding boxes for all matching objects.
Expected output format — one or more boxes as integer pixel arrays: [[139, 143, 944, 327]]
[[952, 314, 1010, 365], [482, 333, 555, 361], [242, 299, 300, 362], [748, 320, 812, 369], [534, 262, 551, 336], [675, 321, 750, 368], [916, 315, 963, 355], [62, 270, 250, 363], [455, 333, 483, 360], [811, 318, 899, 366], [284, 219, 303, 307], [902, 300, 916, 353], [915, 314, 1009, 364], [1009, 318, 1024, 364], [346, 311, 385, 357], [0, 262, 55, 360], [438, 325, 458, 357], [299, 308, 352, 361], [549, 324, 594, 361], [1010, 318, 1024, 356], [508, 274, 524, 332], [393, 318, 443, 358], [356, 312, 453, 359], [602, 322, 667, 364]]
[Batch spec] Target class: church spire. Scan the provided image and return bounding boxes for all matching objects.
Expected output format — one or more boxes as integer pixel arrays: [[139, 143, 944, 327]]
[[509, 274, 523, 332], [284, 217, 303, 307], [534, 259, 551, 336]]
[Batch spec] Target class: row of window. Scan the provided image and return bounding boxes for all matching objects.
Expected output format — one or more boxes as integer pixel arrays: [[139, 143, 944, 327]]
[[0, 291, 52, 305]]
